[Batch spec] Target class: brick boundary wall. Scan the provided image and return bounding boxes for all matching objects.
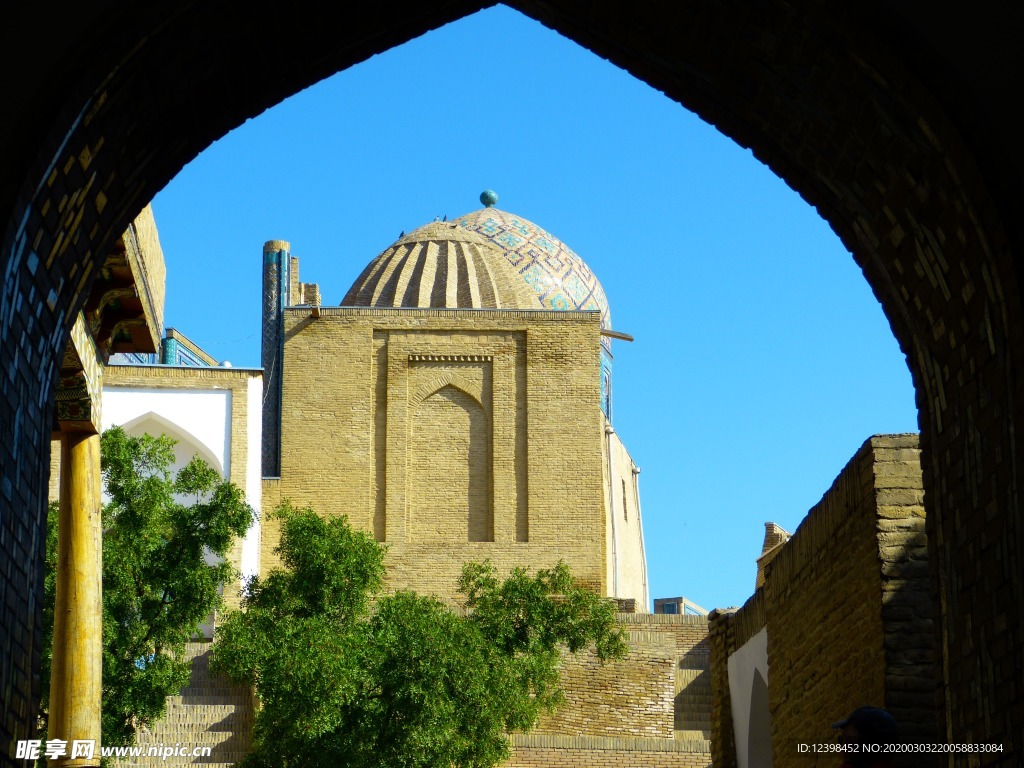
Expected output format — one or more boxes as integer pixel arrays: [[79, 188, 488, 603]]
[[871, 437, 936, 746], [709, 589, 767, 768], [764, 438, 889, 767], [534, 630, 677, 739], [508, 734, 712, 768], [709, 606, 739, 768], [510, 612, 712, 745], [711, 435, 938, 768]]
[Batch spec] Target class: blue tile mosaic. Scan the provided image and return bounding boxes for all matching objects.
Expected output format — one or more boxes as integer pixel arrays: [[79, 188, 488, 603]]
[[454, 208, 612, 351]]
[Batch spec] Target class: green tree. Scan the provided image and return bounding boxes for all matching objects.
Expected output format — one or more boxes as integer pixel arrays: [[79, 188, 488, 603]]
[[212, 503, 627, 768], [40, 426, 254, 747]]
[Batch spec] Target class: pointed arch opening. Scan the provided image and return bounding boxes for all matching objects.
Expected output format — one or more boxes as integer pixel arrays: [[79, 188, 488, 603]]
[[119, 410, 225, 478], [408, 384, 493, 543]]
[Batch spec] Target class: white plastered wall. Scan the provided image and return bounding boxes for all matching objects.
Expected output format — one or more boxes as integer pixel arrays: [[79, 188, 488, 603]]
[[102, 384, 262, 586], [103, 388, 231, 476], [602, 421, 650, 612], [727, 627, 773, 768], [240, 376, 263, 582]]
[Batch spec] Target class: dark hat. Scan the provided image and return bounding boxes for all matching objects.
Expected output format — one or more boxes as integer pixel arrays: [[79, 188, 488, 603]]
[[831, 707, 899, 743]]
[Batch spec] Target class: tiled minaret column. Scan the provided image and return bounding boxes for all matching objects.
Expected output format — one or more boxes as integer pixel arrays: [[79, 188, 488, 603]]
[[48, 432, 102, 767], [261, 240, 290, 477]]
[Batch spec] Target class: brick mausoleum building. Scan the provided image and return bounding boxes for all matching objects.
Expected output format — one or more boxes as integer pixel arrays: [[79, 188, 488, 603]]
[[81, 196, 715, 767]]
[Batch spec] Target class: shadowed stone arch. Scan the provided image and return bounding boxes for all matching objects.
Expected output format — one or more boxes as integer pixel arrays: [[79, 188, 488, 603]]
[[2, 2, 1023, 761]]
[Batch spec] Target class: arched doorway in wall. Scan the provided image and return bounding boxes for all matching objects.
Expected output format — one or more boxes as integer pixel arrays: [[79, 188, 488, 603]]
[[1, 1, 1021, 762]]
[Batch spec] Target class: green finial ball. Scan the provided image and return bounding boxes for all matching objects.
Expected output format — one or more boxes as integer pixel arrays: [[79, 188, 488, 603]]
[[480, 189, 499, 208]]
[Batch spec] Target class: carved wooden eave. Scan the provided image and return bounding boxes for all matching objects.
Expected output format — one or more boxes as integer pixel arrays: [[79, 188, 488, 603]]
[[55, 312, 103, 433], [55, 209, 167, 432], [81, 233, 161, 356]]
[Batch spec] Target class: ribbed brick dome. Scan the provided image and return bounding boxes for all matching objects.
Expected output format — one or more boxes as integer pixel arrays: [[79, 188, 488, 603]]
[[341, 221, 542, 310]]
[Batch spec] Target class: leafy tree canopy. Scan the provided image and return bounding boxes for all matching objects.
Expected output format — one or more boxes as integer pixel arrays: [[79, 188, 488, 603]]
[[41, 427, 253, 746], [212, 503, 627, 768]]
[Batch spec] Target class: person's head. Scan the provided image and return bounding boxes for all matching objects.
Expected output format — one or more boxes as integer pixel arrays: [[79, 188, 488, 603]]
[[832, 707, 898, 765]]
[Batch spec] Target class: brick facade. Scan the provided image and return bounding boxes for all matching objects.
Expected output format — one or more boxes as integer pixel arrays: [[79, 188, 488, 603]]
[[535, 615, 709, 742], [265, 307, 612, 601]]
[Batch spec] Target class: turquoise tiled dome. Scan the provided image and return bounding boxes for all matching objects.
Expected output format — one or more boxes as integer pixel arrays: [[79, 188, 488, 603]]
[[452, 207, 611, 345]]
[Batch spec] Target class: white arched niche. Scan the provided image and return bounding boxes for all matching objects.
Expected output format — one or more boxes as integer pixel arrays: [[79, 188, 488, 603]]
[[118, 410, 225, 479], [102, 388, 238, 639], [727, 627, 773, 768], [102, 387, 232, 477]]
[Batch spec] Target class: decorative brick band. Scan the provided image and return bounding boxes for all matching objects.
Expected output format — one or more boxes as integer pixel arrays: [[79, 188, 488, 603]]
[[622, 630, 680, 646], [512, 734, 712, 753], [106, 365, 262, 382], [613, 613, 710, 626], [408, 354, 493, 363], [292, 307, 601, 321]]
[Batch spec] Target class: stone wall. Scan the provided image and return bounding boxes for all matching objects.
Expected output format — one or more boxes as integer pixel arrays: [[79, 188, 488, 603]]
[[710, 435, 938, 768]]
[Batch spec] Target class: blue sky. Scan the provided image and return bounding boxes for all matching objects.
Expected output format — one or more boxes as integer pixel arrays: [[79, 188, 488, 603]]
[[151, 5, 918, 611]]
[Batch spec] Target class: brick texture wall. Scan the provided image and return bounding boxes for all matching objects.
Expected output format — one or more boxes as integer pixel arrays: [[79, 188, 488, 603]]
[[510, 614, 711, 767], [408, 373, 492, 542], [708, 591, 767, 768], [264, 307, 610, 602], [118, 612, 709, 767], [507, 735, 712, 768], [535, 614, 709, 740]]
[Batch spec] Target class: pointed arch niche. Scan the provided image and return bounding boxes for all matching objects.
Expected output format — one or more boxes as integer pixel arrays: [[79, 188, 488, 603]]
[[372, 333, 526, 548], [102, 387, 232, 481], [119, 410, 225, 478], [408, 381, 493, 543], [727, 627, 772, 768]]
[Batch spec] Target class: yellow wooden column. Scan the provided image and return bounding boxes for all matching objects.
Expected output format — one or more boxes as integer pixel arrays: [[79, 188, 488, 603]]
[[48, 431, 102, 767]]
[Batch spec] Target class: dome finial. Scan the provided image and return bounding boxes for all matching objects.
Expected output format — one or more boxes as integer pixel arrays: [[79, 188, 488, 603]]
[[480, 189, 499, 208]]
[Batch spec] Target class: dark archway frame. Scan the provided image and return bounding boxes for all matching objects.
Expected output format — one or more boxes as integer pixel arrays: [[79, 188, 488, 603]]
[[2, 1, 1021, 762]]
